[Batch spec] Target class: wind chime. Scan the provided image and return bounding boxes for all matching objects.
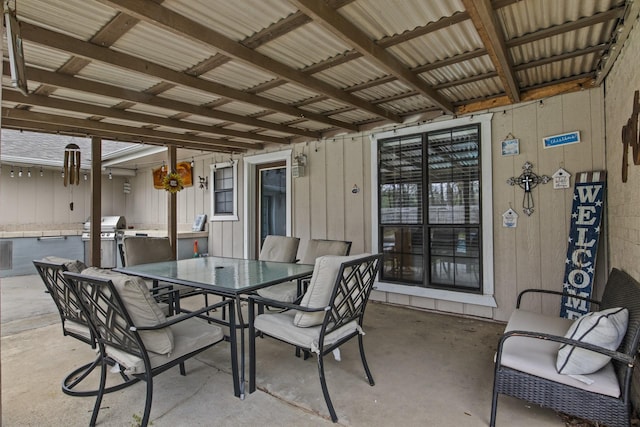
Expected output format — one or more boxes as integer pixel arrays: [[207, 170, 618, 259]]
[[63, 143, 81, 210], [63, 143, 81, 186]]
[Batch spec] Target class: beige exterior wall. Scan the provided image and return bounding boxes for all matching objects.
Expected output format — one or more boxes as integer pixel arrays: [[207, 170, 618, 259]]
[[603, 20, 640, 282]]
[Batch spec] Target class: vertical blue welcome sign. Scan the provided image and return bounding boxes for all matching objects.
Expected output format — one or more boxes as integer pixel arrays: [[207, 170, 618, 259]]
[[560, 172, 606, 319]]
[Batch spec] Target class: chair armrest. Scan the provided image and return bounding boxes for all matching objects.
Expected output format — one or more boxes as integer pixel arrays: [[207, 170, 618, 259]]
[[131, 299, 233, 331], [496, 329, 634, 366], [248, 294, 327, 313], [516, 289, 601, 309]]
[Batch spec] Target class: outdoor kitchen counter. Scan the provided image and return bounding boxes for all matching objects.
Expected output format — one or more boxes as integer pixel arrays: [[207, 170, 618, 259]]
[[122, 230, 208, 239], [0, 230, 82, 238]]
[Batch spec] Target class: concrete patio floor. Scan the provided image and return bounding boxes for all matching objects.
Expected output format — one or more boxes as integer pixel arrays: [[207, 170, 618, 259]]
[[1, 274, 566, 426]]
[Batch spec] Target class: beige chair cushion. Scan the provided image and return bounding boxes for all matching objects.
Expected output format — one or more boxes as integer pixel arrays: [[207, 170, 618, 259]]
[[257, 281, 298, 303], [300, 240, 350, 265], [255, 310, 362, 354], [259, 235, 300, 263], [501, 309, 621, 398], [123, 236, 173, 266], [105, 316, 224, 374], [294, 254, 368, 327], [81, 267, 174, 355], [42, 256, 87, 273]]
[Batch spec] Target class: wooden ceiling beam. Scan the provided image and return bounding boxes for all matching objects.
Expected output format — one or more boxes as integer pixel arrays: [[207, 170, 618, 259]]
[[97, 0, 401, 123], [2, 90, 273, 147], [20, 22, 357, 132], [462, 0, 520, 103], [455, 76, 596, 115], [1, 108, 254, 151], [9, 62, 319, 139], [2, 118, 239, 153], [292, 0, 454, 114]]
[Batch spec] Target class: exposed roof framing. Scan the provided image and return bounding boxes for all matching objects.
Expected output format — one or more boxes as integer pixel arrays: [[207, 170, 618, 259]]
[[0, 0, 627, 154]]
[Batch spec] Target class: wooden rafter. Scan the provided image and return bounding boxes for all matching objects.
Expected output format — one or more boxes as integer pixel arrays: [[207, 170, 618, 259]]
[[462, 0, 520, 103], [2, 90, 276, 146], [1, 108, 253, 151], [291, 0, 454, 113], [20, 22, 357, 133], [97, 0, 402, 123], [8, 63, 320, 139]]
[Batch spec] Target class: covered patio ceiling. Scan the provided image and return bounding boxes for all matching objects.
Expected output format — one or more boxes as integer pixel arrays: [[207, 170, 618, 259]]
[[2, 0, 638, 156]]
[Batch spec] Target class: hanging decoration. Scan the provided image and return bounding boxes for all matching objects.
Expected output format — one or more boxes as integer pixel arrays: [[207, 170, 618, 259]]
[[502, 207, 518, 228], [500, 133, 519, 156], [552, 167, 571, 189], [162, 170, 184, 193], [63, 143, 81, 187], [153, 161, 193, 189], [507, 161, 550, 216]]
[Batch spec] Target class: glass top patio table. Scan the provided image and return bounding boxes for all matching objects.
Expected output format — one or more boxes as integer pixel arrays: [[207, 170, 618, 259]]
[[115, 256, 314, 296]]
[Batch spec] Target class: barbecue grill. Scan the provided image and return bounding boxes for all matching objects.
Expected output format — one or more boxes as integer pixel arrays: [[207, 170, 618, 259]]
[[82, 216, 126, 268]]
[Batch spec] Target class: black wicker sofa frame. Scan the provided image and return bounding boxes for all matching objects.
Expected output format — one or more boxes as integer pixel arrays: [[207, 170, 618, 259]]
[[491, 268, 640, 427]]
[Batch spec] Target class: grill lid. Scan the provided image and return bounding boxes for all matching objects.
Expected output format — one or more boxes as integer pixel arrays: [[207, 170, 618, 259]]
[[83, 216, 126, 231]]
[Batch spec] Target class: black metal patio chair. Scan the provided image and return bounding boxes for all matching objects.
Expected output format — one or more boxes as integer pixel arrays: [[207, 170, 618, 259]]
[[64, 268, 238, 427], [33, 258, 138, 397], [248, 253, 382, 422]]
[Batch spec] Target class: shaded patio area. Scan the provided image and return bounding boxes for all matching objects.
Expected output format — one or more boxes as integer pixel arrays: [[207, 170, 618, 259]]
[[1, 274, 565, 426]]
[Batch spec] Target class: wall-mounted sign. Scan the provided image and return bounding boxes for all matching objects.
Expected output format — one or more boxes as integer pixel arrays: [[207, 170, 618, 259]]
[[501, 138, 519, 156], [502, 208, 518, 228], [560, 171, 606, 319], [543, 131, 581, 149], [552, 167, 571, 189]]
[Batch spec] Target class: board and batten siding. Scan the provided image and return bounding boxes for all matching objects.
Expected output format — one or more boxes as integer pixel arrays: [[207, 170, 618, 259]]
[[0, 90, 607, 323]]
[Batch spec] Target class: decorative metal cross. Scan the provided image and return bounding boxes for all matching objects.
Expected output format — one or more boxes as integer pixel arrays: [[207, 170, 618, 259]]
[[507, 161, 550, 216]]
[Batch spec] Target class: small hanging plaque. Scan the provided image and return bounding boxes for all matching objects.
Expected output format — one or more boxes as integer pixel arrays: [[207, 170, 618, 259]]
[[502, 208, 518, 228], [552, 167, 571, 189]]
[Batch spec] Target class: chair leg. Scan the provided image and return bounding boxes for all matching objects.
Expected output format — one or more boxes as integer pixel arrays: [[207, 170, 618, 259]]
[[248, 302, 257, 394], [141, 376, 154, 427], [358, 334, 375, 386], [489, 378, 499, 427], [317, 353, 338, 422], [179, 362, 186, 376], [89, 350, 108, 427]]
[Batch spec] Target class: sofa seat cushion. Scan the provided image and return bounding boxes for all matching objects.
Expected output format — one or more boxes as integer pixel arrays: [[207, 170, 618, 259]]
[[65, 320, 92, 341], [81, 267, 174, 355], [105, 316, 224, 375], [255, 310, 361, 354], [501, 309, 621, 398]]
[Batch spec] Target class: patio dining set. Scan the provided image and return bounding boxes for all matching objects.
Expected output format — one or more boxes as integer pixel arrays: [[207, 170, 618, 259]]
[[33, 234, 640, 427]]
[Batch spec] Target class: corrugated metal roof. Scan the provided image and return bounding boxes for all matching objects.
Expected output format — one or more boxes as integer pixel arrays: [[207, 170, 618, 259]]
[[0, 0, 629, 158]]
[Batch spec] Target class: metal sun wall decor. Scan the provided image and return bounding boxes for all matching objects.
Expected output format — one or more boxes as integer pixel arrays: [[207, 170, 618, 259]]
[[507, 161, 550, 216]]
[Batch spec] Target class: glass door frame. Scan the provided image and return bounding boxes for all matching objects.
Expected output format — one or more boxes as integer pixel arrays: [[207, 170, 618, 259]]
[[243, 150, 292, 259]]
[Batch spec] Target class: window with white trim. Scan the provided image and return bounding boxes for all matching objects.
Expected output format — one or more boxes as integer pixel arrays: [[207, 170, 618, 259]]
[[210, 161, 238, 221], [372, 114, 495, 306]]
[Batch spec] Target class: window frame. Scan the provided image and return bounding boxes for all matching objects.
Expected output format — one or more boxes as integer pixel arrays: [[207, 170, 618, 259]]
[[210, 161, 238, 221], [370, 114, 496, 307]]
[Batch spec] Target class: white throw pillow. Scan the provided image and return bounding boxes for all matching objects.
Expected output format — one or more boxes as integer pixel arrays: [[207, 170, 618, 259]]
[[556, 307, 629, 375]]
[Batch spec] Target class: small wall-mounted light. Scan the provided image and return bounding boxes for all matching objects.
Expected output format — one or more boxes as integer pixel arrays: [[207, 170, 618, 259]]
[[83, 172, 88, 181], [27, 168, 31, 178], [61, 169, 65, 178], [10, 166, 15, 178], [191, 157, 195, 168], [108, 169, 113, 180], [18, 167, 23, 178], [161, 161, 166, 172], [40, 167, 44, 177]]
